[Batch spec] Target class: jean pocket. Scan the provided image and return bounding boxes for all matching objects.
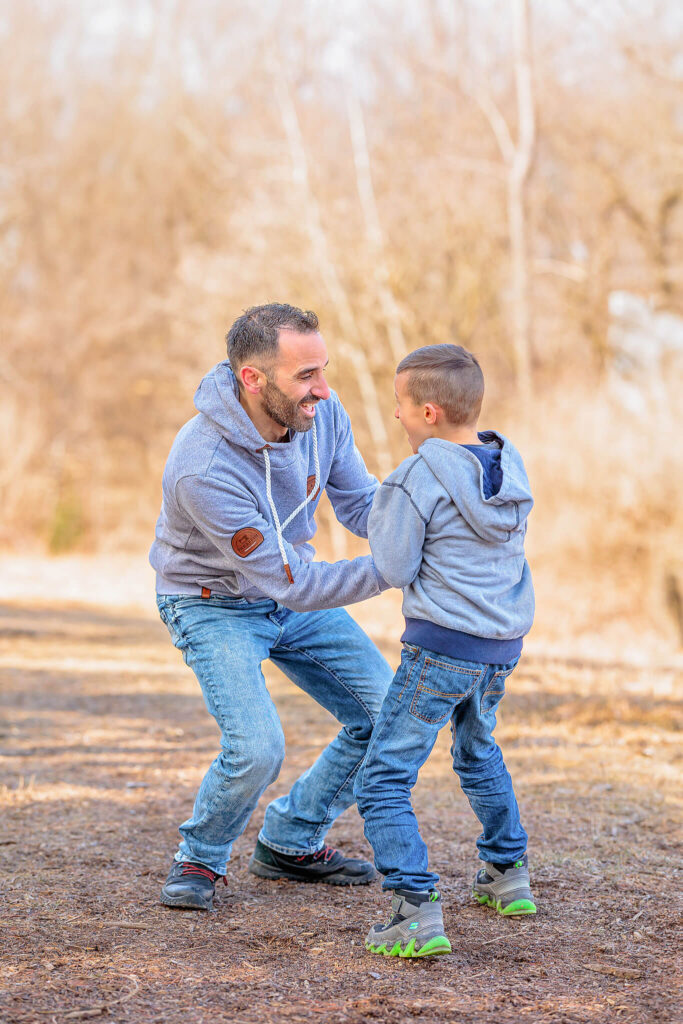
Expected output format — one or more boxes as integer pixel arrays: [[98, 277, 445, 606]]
[[480, 668, 513, 714], [410, 658, 483, 725], [157, 600, 192, 662]]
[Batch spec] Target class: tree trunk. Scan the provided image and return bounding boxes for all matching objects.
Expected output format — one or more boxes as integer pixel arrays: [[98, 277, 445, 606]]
[[508, 0, 536, 404], [275, 73, 394, 482]]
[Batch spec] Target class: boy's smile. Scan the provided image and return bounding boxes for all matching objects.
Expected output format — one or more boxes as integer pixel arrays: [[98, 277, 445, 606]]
[[394, 372, 437, 453]]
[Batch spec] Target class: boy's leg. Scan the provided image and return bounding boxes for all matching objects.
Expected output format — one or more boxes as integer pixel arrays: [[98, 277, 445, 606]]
[[355, 644, 484, 891], [257, 606, 393, 862], [156, 596, 284, 899], [451, 659, 535, 915], [355, 644, 482, 956], [450, 660, 527, 864]]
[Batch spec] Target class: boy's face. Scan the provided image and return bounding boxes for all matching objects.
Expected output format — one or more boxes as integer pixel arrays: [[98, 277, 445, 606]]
[[394, 372, 437, 453]]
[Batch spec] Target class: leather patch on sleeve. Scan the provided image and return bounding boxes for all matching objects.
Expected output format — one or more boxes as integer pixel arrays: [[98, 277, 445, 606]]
[[306, 475, 320, 500], [231, 527, 264, 558]]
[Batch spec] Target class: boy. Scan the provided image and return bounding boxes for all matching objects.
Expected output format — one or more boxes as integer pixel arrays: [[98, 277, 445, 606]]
[[355, 343, 536, 959]]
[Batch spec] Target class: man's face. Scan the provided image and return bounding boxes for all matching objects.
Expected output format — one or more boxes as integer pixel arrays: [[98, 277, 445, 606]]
[[261, 329, 331, 434], [394, 372, 433, 453]]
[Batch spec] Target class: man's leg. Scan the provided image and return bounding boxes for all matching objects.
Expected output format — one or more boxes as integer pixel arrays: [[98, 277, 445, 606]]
[[258, 606, 393, 856], [157, 596, 284, 884]]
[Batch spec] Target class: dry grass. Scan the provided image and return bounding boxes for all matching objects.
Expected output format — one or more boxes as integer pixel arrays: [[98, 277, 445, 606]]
[[1, 599, 681, 1024], [519, 378, 683, 656]]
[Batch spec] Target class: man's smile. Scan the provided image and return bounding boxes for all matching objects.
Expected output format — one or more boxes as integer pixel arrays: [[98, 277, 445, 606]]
[[299, 398, 319, 418]]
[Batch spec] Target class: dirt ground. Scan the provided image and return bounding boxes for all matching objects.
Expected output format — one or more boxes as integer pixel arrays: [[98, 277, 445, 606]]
[[1, 600, 681, 1024]]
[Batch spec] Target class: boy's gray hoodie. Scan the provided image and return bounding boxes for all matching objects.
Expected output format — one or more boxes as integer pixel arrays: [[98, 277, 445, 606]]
[[368, 433, 534, 661], [149, 361, 386, 612]]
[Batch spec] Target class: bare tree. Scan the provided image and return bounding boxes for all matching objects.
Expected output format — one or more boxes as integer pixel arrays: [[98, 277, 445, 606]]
[[346, 87, 407, 365], [508, 0, 536, 404], [274, 69, 394, 481]]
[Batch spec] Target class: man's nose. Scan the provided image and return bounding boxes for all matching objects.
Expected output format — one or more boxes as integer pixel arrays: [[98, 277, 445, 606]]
[[394, 406, 400, 419], [312, 377, 331, 401]]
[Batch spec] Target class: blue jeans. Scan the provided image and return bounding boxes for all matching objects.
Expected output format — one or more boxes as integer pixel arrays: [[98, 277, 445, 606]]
[[156, 594, 393, 875], [354, 643, 527, 892]]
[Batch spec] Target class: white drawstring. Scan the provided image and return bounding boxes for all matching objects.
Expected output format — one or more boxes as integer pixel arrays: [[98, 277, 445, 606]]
[[262, 420, 320, 584]]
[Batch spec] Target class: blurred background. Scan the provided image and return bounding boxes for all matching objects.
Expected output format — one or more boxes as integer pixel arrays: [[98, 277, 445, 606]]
[[1, 0, 682, 658]]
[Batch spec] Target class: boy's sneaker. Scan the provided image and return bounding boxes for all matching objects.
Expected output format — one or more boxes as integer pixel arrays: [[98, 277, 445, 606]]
[[160, 860, 226, 911], [472, 853, 536, 916], [365, 890, 452, 958], [248, 838, 376, 885]]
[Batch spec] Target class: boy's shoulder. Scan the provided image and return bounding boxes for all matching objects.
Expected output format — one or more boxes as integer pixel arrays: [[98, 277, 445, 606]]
[[383, 452, 430, 487], [385, 454, 421, 485]]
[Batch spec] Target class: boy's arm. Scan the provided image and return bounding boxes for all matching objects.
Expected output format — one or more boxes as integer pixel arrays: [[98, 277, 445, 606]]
[[324, 396, 379, 539], [367, 466, 427, 588]]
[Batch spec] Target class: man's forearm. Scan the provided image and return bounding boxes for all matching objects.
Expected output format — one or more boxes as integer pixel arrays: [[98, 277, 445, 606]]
[[275, 554, 387, 612]]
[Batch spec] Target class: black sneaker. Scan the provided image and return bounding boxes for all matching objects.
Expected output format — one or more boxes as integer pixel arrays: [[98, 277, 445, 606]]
[[160, 859, 225, 911], [248, 838, 376, 885]]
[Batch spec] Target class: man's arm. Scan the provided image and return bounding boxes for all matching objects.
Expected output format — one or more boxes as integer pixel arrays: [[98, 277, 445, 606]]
[[324, 397, 379, 538], [367, 461, 428, 589], [177, 473, 386, 612]]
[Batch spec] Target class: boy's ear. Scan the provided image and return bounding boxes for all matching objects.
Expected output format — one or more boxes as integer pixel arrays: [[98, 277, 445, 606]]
[[423, 402, 440, 424]]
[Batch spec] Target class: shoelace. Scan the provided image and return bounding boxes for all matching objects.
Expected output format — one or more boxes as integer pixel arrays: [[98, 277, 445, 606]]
[[295, 845, 337, 864], [180, 863, 227, 885]]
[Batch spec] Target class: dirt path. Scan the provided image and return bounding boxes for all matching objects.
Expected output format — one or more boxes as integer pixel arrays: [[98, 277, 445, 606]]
[[1, 602, 680, 1024]]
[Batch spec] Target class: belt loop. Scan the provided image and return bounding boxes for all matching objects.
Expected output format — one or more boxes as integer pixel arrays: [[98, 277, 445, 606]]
[[201, 587, 211, 599]]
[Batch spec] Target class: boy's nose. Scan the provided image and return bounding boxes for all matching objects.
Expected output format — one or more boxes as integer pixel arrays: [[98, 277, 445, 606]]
[[394, 406, 400, 419]]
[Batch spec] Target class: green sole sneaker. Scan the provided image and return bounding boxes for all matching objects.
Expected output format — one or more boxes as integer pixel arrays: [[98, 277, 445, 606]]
[[365, 935, 452, 958], [473, 891, 536, 916], [364, 889, 451, 959], [472, 855, 537, 917]]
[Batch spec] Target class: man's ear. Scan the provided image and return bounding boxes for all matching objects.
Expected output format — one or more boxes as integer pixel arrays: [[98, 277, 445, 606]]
[[240, 365, 266, 395]]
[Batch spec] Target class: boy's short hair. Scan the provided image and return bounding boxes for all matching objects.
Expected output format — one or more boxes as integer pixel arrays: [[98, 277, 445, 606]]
[[396, 344, 484, 426]]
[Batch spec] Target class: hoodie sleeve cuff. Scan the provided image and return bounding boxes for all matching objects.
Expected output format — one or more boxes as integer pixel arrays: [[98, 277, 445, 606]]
[[372, 561, 392, 593]]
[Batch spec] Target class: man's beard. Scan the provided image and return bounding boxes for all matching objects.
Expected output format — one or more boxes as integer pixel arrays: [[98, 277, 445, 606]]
[[262, 377, 318, 433]]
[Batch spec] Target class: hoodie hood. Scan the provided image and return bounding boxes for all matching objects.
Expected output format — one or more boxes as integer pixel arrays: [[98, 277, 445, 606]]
[[418, 432, 533, 544], [194, 360, 273, 452]]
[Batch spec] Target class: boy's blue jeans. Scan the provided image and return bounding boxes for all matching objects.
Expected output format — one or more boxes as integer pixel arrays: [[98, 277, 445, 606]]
[[156, 594, 392, 876], [354, 642, 527, 892]]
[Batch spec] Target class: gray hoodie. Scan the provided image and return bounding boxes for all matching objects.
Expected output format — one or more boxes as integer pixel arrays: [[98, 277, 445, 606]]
[[149, 361, 386, 612], [367, 432, 534, 661]]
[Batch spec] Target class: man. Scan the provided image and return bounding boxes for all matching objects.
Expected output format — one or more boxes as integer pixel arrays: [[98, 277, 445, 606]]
[[150, 303, 393, 910]]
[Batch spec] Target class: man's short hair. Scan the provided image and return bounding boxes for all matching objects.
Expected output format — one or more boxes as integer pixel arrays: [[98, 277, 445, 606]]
[[396, 344, 484, 425], [226, 303, 319, 374]]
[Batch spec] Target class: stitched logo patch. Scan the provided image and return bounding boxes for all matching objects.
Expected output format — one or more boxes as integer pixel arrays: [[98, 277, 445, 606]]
[[231, 527, 264, 557], [307, 475, 320, 500]]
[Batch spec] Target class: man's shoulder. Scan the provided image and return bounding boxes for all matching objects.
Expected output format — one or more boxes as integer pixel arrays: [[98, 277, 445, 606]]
[[321, 388, 347, 428], [166, 414, 225, 482]]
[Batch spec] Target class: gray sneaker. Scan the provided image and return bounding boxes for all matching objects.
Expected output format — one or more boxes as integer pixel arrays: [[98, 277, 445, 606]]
[[365, 890, 452, 958], [472, 854, 536, 916]]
